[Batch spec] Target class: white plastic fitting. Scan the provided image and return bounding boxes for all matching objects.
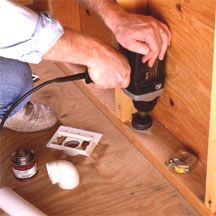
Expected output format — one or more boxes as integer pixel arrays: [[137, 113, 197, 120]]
[[0, 187, 46, 216], [46, 160, 80, 190]]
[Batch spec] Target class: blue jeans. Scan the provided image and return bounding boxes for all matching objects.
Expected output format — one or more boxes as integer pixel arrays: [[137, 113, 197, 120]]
[[0, 57, 33, 119]]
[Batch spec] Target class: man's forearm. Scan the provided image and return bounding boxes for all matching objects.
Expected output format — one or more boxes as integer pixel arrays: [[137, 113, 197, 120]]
[[43, 29, 97, 65], [43, 28, 131, 89]]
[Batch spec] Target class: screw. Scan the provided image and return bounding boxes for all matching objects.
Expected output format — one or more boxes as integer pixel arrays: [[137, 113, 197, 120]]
[[169, 98, 175, 107], [86, 9, 90, 15], [176, 3, 183, 12]]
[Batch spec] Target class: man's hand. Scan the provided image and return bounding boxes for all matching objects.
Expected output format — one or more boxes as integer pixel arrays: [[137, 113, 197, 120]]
[[87, 39, 130, 89], [43, 30, 130, 89], [82, 0, 171, 67], [110, 13, 171, 67]]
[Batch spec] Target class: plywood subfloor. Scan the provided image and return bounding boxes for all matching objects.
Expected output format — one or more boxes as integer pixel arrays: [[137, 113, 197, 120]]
[[0, 61, 199, 216], [57, 63, 207, 215]]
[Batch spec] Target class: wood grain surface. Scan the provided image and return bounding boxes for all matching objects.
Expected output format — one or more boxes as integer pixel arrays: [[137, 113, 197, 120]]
[[205, 14, 216, 213], [0, 61, 199, 216], [79, 5, 117, 47], [147, 0, 215, 164], [58, 62, 210, 215], [116, 0, 147, 13], [114, 0, 216, 165], [14, 0, 33, 5], [50, 0, 81, 31]]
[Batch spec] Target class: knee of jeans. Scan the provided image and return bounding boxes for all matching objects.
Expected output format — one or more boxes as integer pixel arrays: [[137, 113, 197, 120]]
[[0, 58, 33, 117], [12, 60, 33, 93], [3, 59, 33, 98]]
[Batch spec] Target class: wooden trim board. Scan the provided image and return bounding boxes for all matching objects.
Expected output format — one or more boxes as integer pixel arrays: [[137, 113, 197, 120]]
[[205, 15, 216, 213], [56, 62, 211, 216]]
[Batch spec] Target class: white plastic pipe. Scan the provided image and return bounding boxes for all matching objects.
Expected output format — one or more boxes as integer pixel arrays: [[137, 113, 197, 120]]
[[46, 160, 80, 190], [0, 187, 46, 216]]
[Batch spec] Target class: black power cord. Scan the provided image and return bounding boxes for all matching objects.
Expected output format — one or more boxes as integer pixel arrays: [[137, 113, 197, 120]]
[[0, 71, 92, 131]]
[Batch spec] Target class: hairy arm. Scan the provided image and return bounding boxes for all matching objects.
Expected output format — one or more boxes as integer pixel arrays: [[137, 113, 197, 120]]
[[80, 0, 171, 67], [43, 29, 130, 89]]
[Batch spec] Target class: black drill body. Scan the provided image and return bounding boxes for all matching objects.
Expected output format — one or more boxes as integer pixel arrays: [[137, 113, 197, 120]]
[[120, 47, 165, 130]]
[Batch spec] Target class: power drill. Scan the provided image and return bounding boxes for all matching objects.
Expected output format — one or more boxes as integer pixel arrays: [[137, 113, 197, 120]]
[[120, 47, 165, 130]]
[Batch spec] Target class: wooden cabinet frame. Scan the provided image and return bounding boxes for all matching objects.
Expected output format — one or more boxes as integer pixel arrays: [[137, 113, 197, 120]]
[[48, 0, 216, 215]]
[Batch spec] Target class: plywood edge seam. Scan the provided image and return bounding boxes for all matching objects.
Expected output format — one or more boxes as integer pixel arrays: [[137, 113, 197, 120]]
[[55, 62, 212, 216], [205, 14, 216, 214]]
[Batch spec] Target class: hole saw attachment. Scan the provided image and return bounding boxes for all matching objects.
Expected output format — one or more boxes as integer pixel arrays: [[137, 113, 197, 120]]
[[120, 46, 166, 131]]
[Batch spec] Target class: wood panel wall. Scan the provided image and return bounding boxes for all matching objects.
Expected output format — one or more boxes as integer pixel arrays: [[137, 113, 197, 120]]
[[14, 0, 33, 5], [148, 0, 215, 163], [16, 0, 48, 12], [49, 0, 81, 31], [49, 0, 116, 46], [79, 6, 116, 47], [28, 0, 49, 12], [115, 0, 215, 164]]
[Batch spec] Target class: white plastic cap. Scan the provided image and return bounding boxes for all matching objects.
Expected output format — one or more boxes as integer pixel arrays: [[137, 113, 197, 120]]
[[46, 160, 80, 190]]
